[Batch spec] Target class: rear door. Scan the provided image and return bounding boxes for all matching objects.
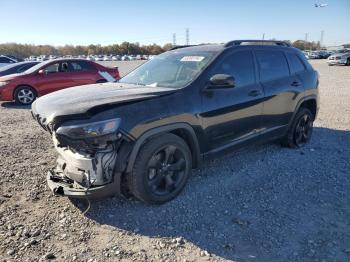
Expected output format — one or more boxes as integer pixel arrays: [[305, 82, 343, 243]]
[[68, 61, 98, 86], [255, 49, 302, 132], [200, 50, 264, 150]]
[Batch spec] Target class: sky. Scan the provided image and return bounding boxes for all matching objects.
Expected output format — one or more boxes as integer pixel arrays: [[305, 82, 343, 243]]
[[1, 0, 349, 47]]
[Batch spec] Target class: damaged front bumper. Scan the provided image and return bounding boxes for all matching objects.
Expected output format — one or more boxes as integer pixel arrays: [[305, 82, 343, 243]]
[[46, 133, 123, 199], [47, 170, 120, 199]]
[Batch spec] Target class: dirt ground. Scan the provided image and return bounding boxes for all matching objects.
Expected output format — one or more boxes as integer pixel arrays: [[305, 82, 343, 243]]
[[0, 60, 349, 262]]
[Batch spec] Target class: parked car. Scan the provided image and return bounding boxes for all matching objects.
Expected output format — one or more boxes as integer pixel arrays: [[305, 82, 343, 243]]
[[0, 59, 120, 105], [31, 40, 319, 204], [0, 61, 39, 77], [327, 49, 350, 66], [0, 55, 18, 68], [112, 55, 121, 61], [121, 55, 130, 61]]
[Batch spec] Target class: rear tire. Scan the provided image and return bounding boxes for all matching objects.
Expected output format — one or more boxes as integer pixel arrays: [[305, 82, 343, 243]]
[[128, 133, 192, 204], [281, 108, 314, 148], [14, 86, 36, 105]]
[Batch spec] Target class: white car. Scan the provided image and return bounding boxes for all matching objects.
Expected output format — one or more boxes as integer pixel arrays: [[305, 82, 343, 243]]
[[0, 55, 17, 68], [327, 50, 350, 66]]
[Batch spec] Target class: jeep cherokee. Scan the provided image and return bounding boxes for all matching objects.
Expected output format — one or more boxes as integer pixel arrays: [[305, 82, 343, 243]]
[[31, 40, 319, 204]]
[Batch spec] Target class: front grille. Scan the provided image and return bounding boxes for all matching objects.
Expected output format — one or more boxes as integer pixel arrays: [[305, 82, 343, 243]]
[[335, 56, 341, 60]]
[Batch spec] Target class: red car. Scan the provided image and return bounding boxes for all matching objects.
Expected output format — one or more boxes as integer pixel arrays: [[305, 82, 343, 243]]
[[0, 59, 120, 105]]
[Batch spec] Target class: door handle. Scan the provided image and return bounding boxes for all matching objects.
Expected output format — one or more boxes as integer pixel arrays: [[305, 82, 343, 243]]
[[248, 90, 262, 97], [291, 81, 301, 87]]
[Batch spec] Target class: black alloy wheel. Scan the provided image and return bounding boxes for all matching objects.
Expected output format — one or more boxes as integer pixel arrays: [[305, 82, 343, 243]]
[[129, 133, 192, 204], [294, 113, 313, 147]]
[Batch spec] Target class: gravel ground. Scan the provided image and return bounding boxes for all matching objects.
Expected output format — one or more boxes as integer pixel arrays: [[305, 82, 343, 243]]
[[0, 60, 349, 262]]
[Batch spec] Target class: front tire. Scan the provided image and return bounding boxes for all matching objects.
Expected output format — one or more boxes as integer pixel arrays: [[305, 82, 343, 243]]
[[128, 133, 192, 204], [14, 86, 36, 105], [281, 108, 314, 148], [346, 58, 350, 66]]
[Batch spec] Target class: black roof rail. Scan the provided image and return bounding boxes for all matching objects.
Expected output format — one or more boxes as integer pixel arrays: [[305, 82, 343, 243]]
[[169, 45, 198, 50], [224, 40, 291, 48]]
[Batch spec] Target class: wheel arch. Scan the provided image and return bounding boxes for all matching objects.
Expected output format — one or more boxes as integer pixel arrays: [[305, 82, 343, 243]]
[[125, 123, 201, 173]]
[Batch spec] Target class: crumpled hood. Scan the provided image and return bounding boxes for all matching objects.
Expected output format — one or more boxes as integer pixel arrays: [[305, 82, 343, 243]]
[[31, 82, 177, 124]]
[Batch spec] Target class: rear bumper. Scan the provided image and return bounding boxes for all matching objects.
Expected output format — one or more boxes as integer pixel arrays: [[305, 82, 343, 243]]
[[47, 169, 120, 199]]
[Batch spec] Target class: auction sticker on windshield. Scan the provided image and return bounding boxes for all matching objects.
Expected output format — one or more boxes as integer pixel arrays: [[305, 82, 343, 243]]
[[180, 56, 205, 62]]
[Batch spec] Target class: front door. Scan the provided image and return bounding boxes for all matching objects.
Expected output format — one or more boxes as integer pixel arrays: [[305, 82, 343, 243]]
[[36, 62, 74, 95], [200, 50, 264, 151]]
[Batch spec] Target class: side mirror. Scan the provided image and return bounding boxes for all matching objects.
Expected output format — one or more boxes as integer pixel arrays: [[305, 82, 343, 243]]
[[209, 74, 235, 88], [38, 69, 46, 75]]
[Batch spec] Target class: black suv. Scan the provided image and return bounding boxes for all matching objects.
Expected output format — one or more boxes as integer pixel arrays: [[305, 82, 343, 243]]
[[32, 40, 319, 204]]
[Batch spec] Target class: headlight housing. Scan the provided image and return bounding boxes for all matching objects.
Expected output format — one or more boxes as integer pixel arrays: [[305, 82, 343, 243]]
[[56, 118, 121, 139], [0, 81, 9, 87]]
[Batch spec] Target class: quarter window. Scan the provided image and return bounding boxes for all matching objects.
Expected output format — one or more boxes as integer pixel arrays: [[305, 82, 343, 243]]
[[212, 51, 255, 87], [286, 53, 306, 74], [255, 51, 290, 82]]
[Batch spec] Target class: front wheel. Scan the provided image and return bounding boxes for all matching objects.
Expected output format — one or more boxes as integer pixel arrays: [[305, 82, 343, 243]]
[[14, 86, 37, 105], [281, 108, 314, 148], [128, 133, 192, 204], [346, 58, 350, 66]]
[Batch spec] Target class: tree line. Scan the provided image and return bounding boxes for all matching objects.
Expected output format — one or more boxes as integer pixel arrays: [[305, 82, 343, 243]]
[[0, 42, 174, 58], [0, 40, 329, 59]]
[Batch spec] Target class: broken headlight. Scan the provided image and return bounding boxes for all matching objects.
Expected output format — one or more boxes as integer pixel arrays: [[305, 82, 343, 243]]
[[56, 118, 121, 139]]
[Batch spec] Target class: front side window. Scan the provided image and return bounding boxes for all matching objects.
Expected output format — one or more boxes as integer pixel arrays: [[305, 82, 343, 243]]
[[44, 63, 60, 73], [286, 52, 306, 74], [210, 51, 256, 87], [255, 51, 290, 82], [119, 50, 217, 88]]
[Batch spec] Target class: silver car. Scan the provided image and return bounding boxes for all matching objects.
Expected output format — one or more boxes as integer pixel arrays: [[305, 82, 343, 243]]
[[327, 50, 350, 66]]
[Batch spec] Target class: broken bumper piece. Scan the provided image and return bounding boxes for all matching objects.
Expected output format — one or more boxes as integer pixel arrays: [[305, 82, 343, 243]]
[[47, 169, 120, 199]]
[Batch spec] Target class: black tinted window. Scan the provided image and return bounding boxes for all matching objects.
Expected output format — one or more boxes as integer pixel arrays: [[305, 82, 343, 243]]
[[255, 51, 290, 82], [212, 51, 255, 87], [70, 61, 94, 71], [17, 64, 34, 73], [0, 57, 13, 63], [286, 53, 306, 74]]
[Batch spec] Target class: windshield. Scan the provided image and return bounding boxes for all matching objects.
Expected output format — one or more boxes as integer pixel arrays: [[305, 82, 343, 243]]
[[24, 60, 50, 74], [119, 50, 216, 88]]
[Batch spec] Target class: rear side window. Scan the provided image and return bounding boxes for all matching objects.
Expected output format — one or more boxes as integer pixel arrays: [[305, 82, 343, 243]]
[[17, 64, 34, 73], [212, 51, 255, 87], [255, 51, 290, 82], [0, 57, 13, 63], [70, 61, 94, 71], [286, 52, 306, 74]]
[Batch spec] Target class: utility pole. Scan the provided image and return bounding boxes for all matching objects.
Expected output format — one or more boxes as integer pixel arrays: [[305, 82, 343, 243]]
[[262, 33, 265, 40], [172, 33, 176, 46], [186, 28, 189, 45], [320, 30, 324, 47]]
